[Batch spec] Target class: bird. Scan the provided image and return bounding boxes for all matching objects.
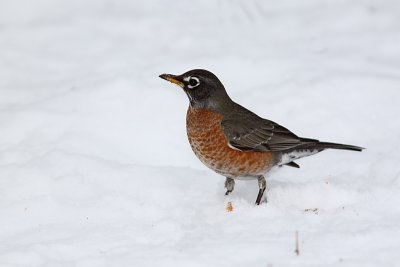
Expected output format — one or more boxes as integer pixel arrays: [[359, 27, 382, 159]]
[[159, 69, 364, 205]]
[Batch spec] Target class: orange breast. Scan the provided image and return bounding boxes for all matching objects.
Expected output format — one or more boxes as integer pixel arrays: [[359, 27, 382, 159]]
[[186, 107, 276, 178]]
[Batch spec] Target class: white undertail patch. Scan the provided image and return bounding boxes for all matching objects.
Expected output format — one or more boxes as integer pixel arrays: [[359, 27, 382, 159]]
[[279, 149, 320, 166]]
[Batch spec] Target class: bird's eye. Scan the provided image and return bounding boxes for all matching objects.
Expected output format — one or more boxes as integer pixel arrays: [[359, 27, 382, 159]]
[[187, 77, 200, 89]]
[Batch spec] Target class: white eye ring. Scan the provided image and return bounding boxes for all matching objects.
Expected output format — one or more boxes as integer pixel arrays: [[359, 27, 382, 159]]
[[184, 76, 200, 89]]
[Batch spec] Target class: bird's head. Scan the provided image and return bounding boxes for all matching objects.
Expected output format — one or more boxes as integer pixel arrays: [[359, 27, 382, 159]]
[[159, 69, 231, 109]]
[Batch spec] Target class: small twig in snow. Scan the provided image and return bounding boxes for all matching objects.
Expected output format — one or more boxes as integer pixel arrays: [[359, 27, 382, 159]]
[[295, 231, 300, 256], [226, 201, 233, 212]]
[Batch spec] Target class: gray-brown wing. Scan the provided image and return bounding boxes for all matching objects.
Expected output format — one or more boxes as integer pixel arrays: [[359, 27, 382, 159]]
[[221, 117, 303, 152]]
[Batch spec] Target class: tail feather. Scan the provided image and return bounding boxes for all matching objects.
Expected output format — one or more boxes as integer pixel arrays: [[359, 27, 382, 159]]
[[311, 141, 364, 152], [299, 138, 365, 152], [279, 139, 364, 167]]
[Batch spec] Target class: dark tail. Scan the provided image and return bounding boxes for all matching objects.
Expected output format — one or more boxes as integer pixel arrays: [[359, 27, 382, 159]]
[[313, 142, 364, 152], [279, 139, 364, 168], [299, 138, 364, 152]]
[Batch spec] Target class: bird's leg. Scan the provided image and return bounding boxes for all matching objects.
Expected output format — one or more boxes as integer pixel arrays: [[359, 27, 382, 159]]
[[255, 175, 267, 205], [225, 177, 235, 195]]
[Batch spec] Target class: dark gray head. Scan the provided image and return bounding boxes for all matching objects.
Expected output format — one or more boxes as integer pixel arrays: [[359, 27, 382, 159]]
[[159, 69, 232, 109]]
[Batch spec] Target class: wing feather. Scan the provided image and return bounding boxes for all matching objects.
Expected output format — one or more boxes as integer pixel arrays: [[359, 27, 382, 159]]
[[222, 116, 302, 152]]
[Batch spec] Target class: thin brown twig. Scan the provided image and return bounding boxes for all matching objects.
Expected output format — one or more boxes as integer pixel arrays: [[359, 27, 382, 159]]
[[295, 231, 300, 256]]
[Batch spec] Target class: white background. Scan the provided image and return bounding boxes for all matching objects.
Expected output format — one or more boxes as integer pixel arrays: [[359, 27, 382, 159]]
[[1, 0, 399, 266]]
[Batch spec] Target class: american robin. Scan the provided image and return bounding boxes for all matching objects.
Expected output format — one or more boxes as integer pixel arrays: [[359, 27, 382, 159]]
[[159, 69, 363, 205]]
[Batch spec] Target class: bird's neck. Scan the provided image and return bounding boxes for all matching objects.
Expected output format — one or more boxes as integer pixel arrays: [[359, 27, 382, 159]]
[[189, 93, 234, 115]]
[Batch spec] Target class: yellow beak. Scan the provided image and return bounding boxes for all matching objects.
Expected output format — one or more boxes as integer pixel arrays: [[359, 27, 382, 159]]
[[159, 73, 184, 88]]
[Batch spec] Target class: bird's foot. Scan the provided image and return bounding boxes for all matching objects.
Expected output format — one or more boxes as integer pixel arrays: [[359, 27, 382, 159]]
[[255, 175, 267, 205], [255, 188, 266, 205], [224, 177, 235, 195]]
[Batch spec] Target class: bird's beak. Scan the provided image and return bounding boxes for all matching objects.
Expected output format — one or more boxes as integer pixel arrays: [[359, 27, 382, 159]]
[[159, 73, 184, 88]]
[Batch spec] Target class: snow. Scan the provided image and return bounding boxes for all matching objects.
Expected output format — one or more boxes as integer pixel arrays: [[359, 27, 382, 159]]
[[1, 0, 400, 266]]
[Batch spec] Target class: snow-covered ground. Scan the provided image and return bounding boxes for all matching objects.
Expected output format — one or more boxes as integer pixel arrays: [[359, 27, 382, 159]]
[[1, 0, 400, 266]]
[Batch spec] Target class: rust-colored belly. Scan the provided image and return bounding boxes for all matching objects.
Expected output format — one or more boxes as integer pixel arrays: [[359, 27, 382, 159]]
[[186, 107, 276, 178]]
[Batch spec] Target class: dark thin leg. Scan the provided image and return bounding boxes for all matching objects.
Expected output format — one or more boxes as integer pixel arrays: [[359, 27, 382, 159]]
[[225, 177, 235, 195], [255, 175, 267, 205]]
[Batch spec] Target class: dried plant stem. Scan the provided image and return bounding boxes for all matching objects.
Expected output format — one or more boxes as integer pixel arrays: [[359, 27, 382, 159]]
[[295, 231, 300, 256]]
